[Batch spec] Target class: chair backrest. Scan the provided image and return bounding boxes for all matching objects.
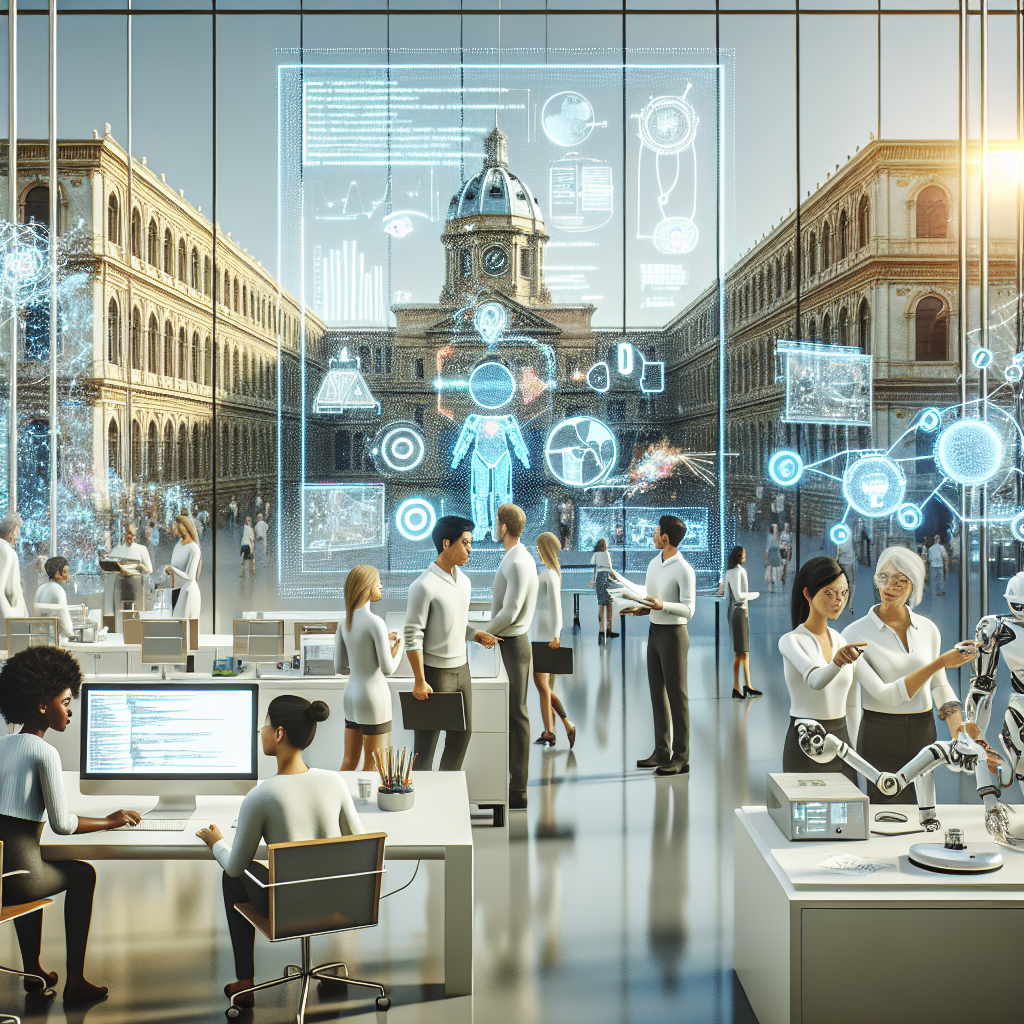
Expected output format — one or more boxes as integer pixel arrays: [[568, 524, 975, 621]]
[[268, 832, 386, 941]]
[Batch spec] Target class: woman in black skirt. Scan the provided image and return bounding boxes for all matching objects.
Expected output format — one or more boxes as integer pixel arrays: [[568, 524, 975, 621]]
[[725, 546, 761, 698], [0, 647, 141, 1005]]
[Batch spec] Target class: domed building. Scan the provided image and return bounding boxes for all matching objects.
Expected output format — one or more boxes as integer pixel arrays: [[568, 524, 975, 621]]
[[439, 124, 552, 306]]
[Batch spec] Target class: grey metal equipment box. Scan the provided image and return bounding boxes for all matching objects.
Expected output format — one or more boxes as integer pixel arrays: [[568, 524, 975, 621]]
[[767, 773, 869, 841]]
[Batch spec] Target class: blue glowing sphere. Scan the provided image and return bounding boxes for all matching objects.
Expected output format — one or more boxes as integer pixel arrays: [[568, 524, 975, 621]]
[[469, 362, 516, 409], [1006, 364, 1023, 383], [1012, 511, 1024, 543], [972, 347, 994, 370], [918, 407, 942, 433], [768, 450, 804, 488], [829, 523, 851, 546], [896, 503, 924, 531], [842, 456, 906, 518], [935, 419, 1003, 486], [395, 498, 436, 542]]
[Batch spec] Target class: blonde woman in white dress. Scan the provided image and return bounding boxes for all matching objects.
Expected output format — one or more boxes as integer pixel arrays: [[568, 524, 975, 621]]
[[163, 515, 201, 621], [531, 532, 575, 748], [335, 565, 403, 771]]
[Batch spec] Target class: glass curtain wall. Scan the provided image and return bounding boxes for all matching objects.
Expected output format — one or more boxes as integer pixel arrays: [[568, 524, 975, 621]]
[[0, 1, 1019, 644]]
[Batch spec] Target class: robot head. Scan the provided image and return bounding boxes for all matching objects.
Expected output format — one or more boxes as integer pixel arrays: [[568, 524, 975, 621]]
[[1005, 573, 1024, 621]]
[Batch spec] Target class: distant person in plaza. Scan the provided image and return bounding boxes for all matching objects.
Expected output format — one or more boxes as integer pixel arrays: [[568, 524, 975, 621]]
[[195, 504, 209, 539], [483, 504, 539, 811], [725, 546, 761, 699], [835, 529, 857, 615], [34, 557, 88, 637], [780, 521, 793, 586], [624, 515, 696, 776], [764, 524, 782, 593], [557, 498, 574, 550], [254, 493, 263, 514], [163, 514, 201, 620], [532, 532, 575, 748], [927, 534, 949, 599], [239, 516, 255, 580], [405, 515, 499, 773], [335, 565, 403, 772], [591, 538, 616, 644], [254, 512, 269, 558], [105, 522, 151, 628], [0, 512, 28, 636], [227, 495, 238, 529]]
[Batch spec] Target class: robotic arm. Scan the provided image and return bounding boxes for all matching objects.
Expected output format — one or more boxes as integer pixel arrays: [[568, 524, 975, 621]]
[[503, 416, 531, 469], [795, 718, 986, 832], [450, 415, 480, 469]]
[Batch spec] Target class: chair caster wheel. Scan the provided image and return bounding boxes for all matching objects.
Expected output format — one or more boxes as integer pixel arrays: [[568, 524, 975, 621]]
[[376, 996, 391, 1011], [226, 1006, 241, 1020], [43, 988, 57, 1000]]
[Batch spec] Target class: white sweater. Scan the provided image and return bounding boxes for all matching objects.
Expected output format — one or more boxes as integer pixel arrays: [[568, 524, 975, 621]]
[[484, 543, 539, 638], [211, 769, 364, 878], [779, 624, 859, 721], [0, 733, 78, 834], [404, 562, 477, 669], [725, 566, 752, 611], [166, 541, 202, 620], [642, 551, 696, 625], [34, 580, 76, 636], [0, 537, 27, 621], [531, 566, 563, 642], [334, 604, 404, 726]]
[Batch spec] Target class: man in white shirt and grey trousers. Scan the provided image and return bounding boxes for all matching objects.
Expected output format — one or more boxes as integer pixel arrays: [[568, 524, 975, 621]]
[[623, 515, 696, 776], [406, 515, 499, 772], [482, 504, 539, 810]]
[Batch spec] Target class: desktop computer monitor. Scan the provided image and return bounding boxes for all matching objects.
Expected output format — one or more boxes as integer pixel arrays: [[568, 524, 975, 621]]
[[234, 619, 285, 664], [7, 618, 59, 654], [79, 682, 259, 818], [141, 619, 188, 667]]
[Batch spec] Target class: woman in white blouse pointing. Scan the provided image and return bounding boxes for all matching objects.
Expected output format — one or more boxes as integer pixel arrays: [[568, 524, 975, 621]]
[[843, 546, 983, 803]]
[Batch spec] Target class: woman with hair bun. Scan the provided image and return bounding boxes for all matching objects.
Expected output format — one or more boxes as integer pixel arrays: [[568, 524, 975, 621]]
[[196, 694, 365, 1009]]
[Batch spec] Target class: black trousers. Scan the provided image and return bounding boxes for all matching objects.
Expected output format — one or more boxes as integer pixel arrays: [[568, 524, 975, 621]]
[[0, 815, 96, 976], [413, 663, 473, 771], [858, 709, 938, 804], [221, 862, 270, 980], [498, 633, 533, 793], [783, 716, 858, 785], [648, 623, 690, 762]]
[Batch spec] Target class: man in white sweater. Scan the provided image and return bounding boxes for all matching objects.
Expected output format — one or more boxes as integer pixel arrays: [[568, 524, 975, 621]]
[[405, 515, 499, 771], [0, 512, 27, 640], [482, 504, 539, 810], [34, 557, 88, 637], [623, 515, 696, 775]]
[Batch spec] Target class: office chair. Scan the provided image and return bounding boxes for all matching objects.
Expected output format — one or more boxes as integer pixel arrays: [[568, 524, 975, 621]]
[[0, 840, 57, 1022], [225, 832, 391, 1020]]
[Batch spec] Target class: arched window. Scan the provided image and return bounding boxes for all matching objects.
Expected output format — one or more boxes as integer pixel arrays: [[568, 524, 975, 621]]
[[190, 248, 199, 289], [232, 426, 240, 477], [147, 313, 158, 372], [131, 209, 142, 257], [164, 321, 174, 376], [23, 185, 49, 227], [204, 337, 212, 386], [785, 251, 793, 291], [233, 278, 239, 312], [839, 211, 849, 260], [131, 421, 142, 480], [193, 423, 202, 477], [821, 222, 832, 269], [758, 272, 765, 309], [177, 239, 186, 282], [147, 220, 159, 265], [915, 296, 948, 360], [163, 423, 174, 482], [808, 232, 817, 275], [163, 229, 173, 274], [107, 193, 120, 245], [192, 331, 200, 382], [107, 298, 121, 364], [147, 422, 159, 482], [242, 285, 248, 319], [858, 298, 871, 351], [858, 196, 870, 248], [352, 432, 364, 472], [916, 186, 948, 238], [242, 350, 249, 395], [775, 260, 782, 298], [203, 256, 211, 296], [221, 423, 229, 477], [224, 269, 231, 306], [108, 419, 120, 477], [232, 348, 240, 393], [178, 424, 189, 480], [822, 312, 832, 342], [178, 327, 187, 379], [838, 306, 849, 345], [335, 430, 351, 471]]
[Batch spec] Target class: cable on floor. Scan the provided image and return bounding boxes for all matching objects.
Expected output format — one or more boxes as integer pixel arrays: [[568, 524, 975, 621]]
[[380, 860, 420, 899]]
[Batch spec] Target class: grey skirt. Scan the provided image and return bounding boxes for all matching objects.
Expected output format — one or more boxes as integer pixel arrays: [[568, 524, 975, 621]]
[[730, 604, 749, 654], [857, 708, 937, 805]]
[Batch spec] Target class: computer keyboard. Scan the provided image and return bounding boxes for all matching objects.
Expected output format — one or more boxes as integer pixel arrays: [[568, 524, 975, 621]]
[[114, 819, 190, 831]]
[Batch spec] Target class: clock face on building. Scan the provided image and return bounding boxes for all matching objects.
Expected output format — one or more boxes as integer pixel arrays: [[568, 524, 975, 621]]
[[482, 244, 510, 277]]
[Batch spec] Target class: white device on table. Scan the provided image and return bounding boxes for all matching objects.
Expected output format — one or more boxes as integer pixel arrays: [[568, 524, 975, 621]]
[[767, 773, 869, 841], [909, 827, 1002, 874], [299, 633, 336, 677], [233, 618, 285, 677], [79, 682, 259, 820]]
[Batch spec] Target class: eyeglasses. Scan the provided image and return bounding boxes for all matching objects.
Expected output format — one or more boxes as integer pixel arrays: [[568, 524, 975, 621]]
[[821, 587, 849, 602], [874, 572, 912, 588]]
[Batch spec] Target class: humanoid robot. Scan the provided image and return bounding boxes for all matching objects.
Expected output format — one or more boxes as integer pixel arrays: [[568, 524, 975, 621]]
[[964, 571, 1024, 846], [796, 719, 985, 830], [451, 412, 530, 542]]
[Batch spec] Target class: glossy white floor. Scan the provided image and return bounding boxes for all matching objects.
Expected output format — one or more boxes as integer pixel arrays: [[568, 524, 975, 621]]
[[0, 540, 994, 1024]]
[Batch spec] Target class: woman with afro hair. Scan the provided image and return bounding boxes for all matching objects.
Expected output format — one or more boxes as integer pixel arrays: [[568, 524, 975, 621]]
[[0, 645, 141, 1005]]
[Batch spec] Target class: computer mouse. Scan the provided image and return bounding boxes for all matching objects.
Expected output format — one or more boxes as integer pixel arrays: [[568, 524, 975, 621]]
[[874, 811, 908, 823]]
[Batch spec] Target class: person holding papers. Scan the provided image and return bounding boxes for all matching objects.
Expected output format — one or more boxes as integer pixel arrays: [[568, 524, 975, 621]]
[[404, 516, 500, 773], [34, 557, 87, 637], [196, 695, 364, 1010], [619, 515, 696, 776], [482, 504, 539, 810], [105, 522, 151, 627]]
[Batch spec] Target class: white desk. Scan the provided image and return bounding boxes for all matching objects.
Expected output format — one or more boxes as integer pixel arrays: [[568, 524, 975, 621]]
[[42, 770, 474, 997], [735, 804, 1024, 1024]]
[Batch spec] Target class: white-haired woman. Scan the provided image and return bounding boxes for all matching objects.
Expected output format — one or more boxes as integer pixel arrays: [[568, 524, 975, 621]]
[[842, 545, 988, 804]]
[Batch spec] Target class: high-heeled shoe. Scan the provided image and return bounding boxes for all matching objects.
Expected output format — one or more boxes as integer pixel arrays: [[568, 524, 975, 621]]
[[744, 686, 763, 697], [732, 689, 745, 699], [534, 731, 556, 746], [563, 720, 577, 749], [24, 969, 57, 993]]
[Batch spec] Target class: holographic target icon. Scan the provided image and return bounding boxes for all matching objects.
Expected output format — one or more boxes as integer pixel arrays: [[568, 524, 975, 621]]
[[638, 95, 698, 155], [372, 422, 426, 474], [395, 498, 436, 542]]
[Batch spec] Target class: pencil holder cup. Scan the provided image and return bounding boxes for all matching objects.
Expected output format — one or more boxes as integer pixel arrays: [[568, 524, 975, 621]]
[[377, 788, 415, 812]]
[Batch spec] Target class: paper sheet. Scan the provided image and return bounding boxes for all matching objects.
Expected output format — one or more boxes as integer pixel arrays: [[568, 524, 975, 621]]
[[816, 854, 896, 877]]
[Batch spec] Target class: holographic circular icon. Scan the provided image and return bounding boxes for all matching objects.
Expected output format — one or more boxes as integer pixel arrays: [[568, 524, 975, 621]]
[[469, 362, 516, 410], [768, 450, 804, 488], [1005, 364, 1023, 383], [372, 422, 425, 474], [545, 416, 618, 487], [1012, 511, 1024, 543], [972, 347, 994, 370], [653, 216, 699, 255], [896, 503, 924, 531], [842, 456, 906, 518], [541, 91, 596, 147], [918, 407, 942, 433], [473, 302, 508, 346], [395, 498, 436, 542], [637, 95, 698, 155], [935, 419, 1003, 486], [829, 523, 852, 546]]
